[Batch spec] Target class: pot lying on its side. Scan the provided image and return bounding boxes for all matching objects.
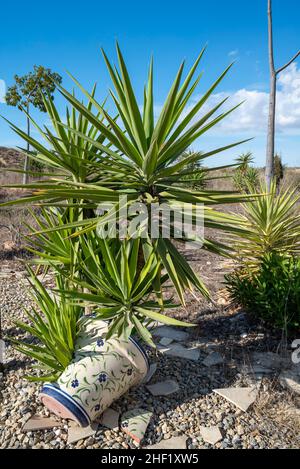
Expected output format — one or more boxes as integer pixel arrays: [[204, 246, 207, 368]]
[[40, 318, 149, 427]]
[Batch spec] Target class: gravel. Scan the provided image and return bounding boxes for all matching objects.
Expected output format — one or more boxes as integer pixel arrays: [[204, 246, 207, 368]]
[[1, 268, 300, 449]]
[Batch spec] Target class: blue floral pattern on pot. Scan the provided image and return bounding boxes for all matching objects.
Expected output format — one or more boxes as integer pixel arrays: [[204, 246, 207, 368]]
[[43, 319, 149, 424]]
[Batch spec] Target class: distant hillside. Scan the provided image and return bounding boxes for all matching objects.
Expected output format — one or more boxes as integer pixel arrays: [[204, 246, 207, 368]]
[[0, 147, 24, 168]]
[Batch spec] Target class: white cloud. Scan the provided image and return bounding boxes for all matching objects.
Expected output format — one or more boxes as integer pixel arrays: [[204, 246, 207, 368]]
[[0, 79, 6, 103], [228, 49, 239, 57], [187, 62, 300, 137]]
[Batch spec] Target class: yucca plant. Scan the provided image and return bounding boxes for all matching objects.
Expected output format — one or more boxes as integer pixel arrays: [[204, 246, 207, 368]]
[[2, 44, 254, 345], [228, 181, 300, 270], [235, 151, 254, 171], [24, 207, 75, 269], [59, 237, 193, 346], [176, 150, 207, 190], [233, 166, 259, 193], [11, 269, 84, 381]]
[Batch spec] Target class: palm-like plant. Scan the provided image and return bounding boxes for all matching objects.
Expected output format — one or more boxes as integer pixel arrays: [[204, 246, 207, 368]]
[[2, 44, 253, 345], [235, 152, 254, 171], [229, 182, 300, 269]]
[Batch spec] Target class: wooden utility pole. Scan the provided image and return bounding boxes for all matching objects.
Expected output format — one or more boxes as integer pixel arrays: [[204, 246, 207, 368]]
[[265, 0, 300, 190]]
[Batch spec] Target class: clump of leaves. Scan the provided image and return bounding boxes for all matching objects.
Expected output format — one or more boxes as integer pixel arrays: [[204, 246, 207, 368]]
[[226, 253, 300, 331], [228, 182, 300, 270], [10, 269, 84, 381], [274, 153, 285, 191], [233, 152, 259, 193], [176, 150, 207, 189]]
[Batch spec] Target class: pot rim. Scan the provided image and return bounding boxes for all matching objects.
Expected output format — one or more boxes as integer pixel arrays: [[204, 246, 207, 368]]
[[40, 384, 91, 427]]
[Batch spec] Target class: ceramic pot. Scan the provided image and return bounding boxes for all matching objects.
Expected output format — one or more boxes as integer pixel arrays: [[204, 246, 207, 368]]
[[40, 318, 149, 426]]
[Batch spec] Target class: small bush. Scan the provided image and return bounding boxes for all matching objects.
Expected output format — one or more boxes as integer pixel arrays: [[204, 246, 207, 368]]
[[233, 166, 259, 193], [274, 154, 284, 190], [225, 253, 300, 330]]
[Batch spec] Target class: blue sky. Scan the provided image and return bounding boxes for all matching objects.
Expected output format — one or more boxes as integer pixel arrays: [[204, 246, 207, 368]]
[[0, 0, 299, 167]]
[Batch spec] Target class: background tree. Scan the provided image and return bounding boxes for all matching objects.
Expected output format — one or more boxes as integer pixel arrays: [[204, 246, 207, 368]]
[[234, 151, 259, 193], [266, 0, 300, 190], [274, 153, 284, 193], [235, 151, 254, 173], [177, 149, 207, 189], [5, 66, 62, 183]]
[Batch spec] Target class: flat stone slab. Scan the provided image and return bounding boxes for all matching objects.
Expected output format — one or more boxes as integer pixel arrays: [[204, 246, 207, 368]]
[[121, 408, 153, 444], [146, 436, 187, 449], [100, 408, 120, 430], [142, 363, 157, 384], [22, 415, 61, 432], [280, 368, 300, 395], [152, 325, 189, 342], [159, 343, 200, 361], [202, 352, 224, 367], [200, 426, 223, 445], [213, 386, 258, 412], [252, 352, 290, 371], [159, 337, 174, 346], [239, 364, 273, 376], [67, 422, 98, 445], [146, 379, 179, 396]]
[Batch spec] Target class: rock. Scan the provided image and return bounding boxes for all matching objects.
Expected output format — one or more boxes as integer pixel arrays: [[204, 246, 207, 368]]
[[121, 408, 153, 444], [239, 364, 273, 376], [100, 408, 120, 431], [202, 352, 224, 367], [252, 352, 289, 371], [159, 337, 174, 346], [152, 326, 189, 342], [67, 422, 98, 445], [200, 426, 223, 445], [3, 241, 17, 251], [142, 363, 157, 384], [146, 436, 187, 449], [158, 343, 200, 361], [236, 425, 245, 436], [22, 415, 60, 432], [280, 367, 300, 395], [213, 386, 259, 412], [146, 380, 180, 396]]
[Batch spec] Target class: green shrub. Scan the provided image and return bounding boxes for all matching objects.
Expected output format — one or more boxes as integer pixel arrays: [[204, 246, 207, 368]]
[[225, 253, 300, 330], [229, 182, 300, 270], [274, 154, 284, 190], [233, 166, 259, 193], [233, 152, 259, 193]]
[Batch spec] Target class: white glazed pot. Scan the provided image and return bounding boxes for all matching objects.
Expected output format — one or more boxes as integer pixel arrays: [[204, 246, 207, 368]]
[[40, 318, 149, 426]]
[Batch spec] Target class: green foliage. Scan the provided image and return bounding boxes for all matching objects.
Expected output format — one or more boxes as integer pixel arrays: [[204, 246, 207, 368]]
[[5, 65, 62, 112], [233, 152, 259, 193], [274, 154, 284, 189], [233, 166, 259, 193], [61, 238, 194, 347], [11, 269, 84, 381], [225, 253, 300, 330], [229, 182, 300, 270], [2, 44, 255, 364], [177, 150, 207, 189], [235, 151, 254, 170]]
